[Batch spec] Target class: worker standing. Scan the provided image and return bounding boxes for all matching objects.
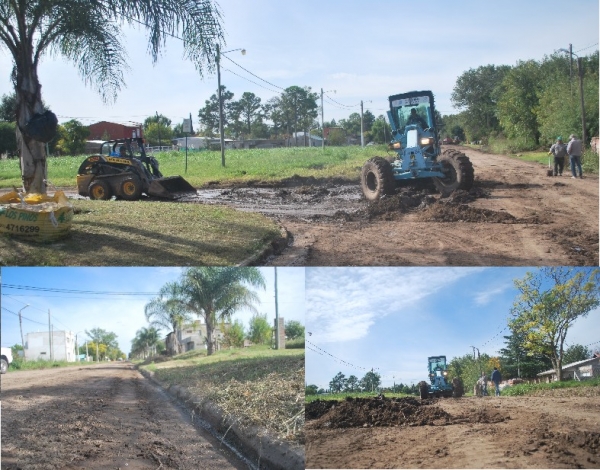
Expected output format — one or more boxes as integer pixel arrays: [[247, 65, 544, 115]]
[[491, 367, 502, 397]]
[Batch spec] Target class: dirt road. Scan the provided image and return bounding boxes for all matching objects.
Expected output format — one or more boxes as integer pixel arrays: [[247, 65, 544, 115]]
[[306, 389, 600, 468], [1, 363, 249, 469], [187, 147, 598, 266]]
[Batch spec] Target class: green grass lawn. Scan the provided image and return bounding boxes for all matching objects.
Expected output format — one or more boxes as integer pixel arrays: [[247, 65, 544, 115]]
[[0, 146, 390, 189], [0, 198, 281, 266], [139, 345, 305, 444], [501, 377, 600, 396], [7, 358, 107, 372]]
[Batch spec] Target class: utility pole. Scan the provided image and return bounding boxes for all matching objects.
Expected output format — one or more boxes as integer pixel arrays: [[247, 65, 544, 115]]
[[48, 309, 51, 362], [274, 267, 280, 350], [360, 101, 364, 147], [577, 57, 587, 148], [50, 323, 54, 362], [156, 111, 162, 149], [18, 305, 29, 361], [320, 88, 325, 149], [85, 341, 89, 362], [216, 44, 225, 167]]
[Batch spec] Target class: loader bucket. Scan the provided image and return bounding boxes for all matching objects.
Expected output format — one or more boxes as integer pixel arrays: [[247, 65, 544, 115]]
[[147, 176, 196, 199]]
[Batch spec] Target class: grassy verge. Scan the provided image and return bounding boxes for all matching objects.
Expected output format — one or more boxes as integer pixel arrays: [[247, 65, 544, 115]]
[[0, 146, 389, 189], [7, 358, 102, 372], [0, 198, 281, 266], [139, 345, 304, 444], [501, 377, 600, 396], [305, 391, 415, 403]]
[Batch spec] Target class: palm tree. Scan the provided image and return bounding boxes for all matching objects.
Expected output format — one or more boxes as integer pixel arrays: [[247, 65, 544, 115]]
[[144, 282, 191, 356], [132, 327, 160, 358], [0, 1, 223, 193], [175, 267, 265, 355]]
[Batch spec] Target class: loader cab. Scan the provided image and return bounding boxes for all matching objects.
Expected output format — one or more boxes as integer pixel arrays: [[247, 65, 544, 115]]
[[387, 91, 439, 160]]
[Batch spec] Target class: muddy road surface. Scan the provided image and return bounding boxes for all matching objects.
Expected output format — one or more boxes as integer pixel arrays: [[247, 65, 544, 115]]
[[1, 363, 249, 469], [186, 147, 598, 266], [305, 390, 600, 468]]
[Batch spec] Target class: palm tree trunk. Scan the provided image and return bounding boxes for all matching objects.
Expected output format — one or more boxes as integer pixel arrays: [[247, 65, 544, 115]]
[[15, 49, 48, 194], [206, 317, 214, 356]]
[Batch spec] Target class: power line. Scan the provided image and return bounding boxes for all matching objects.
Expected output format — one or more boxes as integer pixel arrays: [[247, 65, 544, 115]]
[[1, 307, 47, 326], [2, 284, 159, 296], [324, 94, 360, 109], [222, 67, 282, 94], [306, 339, 379, 372], [222, 55, 285, 92], [575, 43, 599, 53]]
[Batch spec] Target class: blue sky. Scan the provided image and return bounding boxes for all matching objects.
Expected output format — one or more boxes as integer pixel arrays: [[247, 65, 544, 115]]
[[0, 267, 305, 355], [1, 0, 598, 127], [305, 267, 600, 389]]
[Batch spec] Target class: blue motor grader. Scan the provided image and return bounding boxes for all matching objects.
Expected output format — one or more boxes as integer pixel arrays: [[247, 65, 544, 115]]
[[361, 90, 474, 201], [419, 355, 464, 399]]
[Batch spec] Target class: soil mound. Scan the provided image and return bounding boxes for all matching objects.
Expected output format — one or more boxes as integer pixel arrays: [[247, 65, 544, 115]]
[[419, 203, 518, 223], [306, 396, 451, 429]]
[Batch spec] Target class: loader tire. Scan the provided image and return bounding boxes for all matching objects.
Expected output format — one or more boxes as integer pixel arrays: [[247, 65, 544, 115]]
[[119, 175, 143, 201], [418, 381, 429, 400], [88, 180, 112, 200], [361, 156, 395, 202], [433, 149, 474, 197], [452, 377, 464, 398]]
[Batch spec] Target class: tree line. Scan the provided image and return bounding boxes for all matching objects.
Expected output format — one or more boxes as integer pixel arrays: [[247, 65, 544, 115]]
[[448, 52, 599, 149], [131, 267, 304, 358]]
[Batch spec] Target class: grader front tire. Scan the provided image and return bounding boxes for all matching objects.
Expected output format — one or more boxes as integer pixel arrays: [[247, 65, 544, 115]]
[[361, 157, 395, 202]]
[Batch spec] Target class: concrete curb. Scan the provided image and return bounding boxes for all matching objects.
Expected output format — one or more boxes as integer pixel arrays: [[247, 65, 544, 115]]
[[138, 367, 304, 470], [237, 225, 290, 267]]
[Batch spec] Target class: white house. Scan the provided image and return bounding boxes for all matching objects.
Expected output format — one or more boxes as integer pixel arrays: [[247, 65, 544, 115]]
[[537, 356, 600, 382], [25, 330, 76, 362]]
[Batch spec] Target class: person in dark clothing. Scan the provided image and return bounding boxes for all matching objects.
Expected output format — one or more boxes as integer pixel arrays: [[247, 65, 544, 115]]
[[406, 108, 428, 128], [491, 367, 502, 396], [548, 136, 567, 176]]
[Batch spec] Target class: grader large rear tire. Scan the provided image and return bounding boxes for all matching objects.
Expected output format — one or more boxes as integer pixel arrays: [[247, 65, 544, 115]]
[[433, 149, 474, 197], [452, 377, 464, 398], [361, 156, 395, 201], [418, 381, 430, 400]]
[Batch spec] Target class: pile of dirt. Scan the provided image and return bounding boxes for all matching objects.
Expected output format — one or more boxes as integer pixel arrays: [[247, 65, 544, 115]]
[[419, 203, 518, 223], [306, 396, 452, 429], [547, 227, 599, 266]]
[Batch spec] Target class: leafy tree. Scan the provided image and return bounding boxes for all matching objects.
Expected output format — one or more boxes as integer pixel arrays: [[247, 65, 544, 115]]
[[285, 320, 305, 340], [232, 92, 264, 137], [247, 313, 271, 345], [451, 64, 511, 142], [345, 375, 359, 392], [499, 328, 553, 379], [510, 267, 600, 381], [144, 282, 192, 355], [327, 128, 346, 146], [172, 267, 265, 355], [55, 119, 90, 155], [563, 344, 592, 365], [339, 113, 362, 137], [130, 327, 160, 358], [305, 384, 319, 395], [275, 86, 319, 144], [0, 121, 17, 157], [329, 372, 347, 393], [0, 0, 223, 194], [448, 352, 493, 393], [0, 92, 17, 121], [198, 86, 234, 137], [496, 60, 542, 146], [144, 122, 174, 147], [359, 370, 381, 392], [369, 115, 391, 144], [144, 114, 172, 129], [222, 319, 245, 348]]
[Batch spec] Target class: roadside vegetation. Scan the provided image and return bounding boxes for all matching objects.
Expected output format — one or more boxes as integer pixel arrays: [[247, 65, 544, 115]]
[[139, 345, 305, 444], [6, 357, 102, 372], [0, 198, 280, 266], [501, 377, 600, 396], [305, 390, 414, 404]]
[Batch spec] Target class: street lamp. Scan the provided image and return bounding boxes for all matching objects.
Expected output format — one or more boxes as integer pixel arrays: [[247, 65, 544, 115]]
[[558, 48, 587, 147], [18, 305, 29, 360], [216, 46, 246, 167]]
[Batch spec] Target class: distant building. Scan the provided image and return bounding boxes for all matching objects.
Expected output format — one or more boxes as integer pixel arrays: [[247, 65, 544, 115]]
[[286, 132, 323, 147], [176, 320, 229, 352], [25, 330, 76, 362], [537, 356, 600, 382], [88, 121, 143, 140]]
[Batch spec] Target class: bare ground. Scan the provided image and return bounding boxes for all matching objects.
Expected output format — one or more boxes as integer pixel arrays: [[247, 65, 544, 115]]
[[186, 147, 598, 266], [305, 389, 600, 469], [0, 363, 249, 469]]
